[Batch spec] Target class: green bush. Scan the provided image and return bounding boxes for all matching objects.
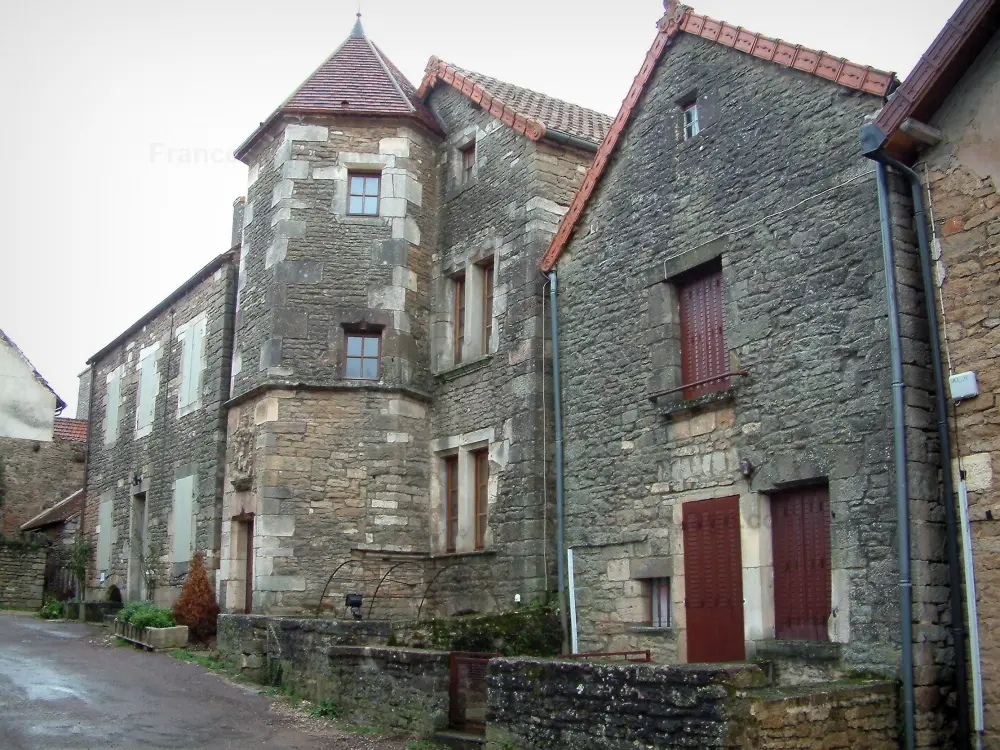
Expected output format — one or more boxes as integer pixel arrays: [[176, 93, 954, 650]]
[[119, 600, 175, 629], [420, 602, 562, 656], [38, 598, 63, 620]]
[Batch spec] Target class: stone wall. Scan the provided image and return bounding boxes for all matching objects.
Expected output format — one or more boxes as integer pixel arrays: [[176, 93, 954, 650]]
[[0, 544, 46, 609], [84, 251, 237, 606], [552, 27, 946, 743], [918, 26, 1000, 746], [0, 434, 85, 535], [218, 614, 449, 736]]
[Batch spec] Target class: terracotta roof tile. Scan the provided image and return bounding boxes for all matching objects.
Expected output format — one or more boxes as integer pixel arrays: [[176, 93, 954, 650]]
[[21, 489, 85, 532], [53, 418, 88, 442], [419, 60, 613, 147], [541, 1, 896, 272]]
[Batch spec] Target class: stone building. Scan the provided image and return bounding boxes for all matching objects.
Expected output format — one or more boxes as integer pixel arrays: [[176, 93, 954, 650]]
[[0, 329, 86, 536], [864, 0, 1000, 743], [541, 1, 951, 746], [83, 249, 238, 605], [81, 17, 607, 618]]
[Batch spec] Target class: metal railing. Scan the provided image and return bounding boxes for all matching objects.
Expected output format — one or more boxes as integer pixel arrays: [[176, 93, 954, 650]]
[[647, 370, 748, 401], [564, 650, 652, 662]]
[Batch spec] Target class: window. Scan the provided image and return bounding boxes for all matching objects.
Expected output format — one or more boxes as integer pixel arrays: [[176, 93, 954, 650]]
[[345, 333, 381, 380], [96, 491, 114, 571], [135, 344, 160, 436], [473, 449, 489, 551], [481, 261, 494, 352], [444, 455, 459, 553], [677, 264, 727, 399], [171, 474, 196, 563], [682, 102, 700, 140], [649, 578, 671, 628], [178, 317, 206, 414], [453, 274, 466, 364], [348, 172, 380, 215], [460, 142, 476, 185], [104, 368, 122, 445]]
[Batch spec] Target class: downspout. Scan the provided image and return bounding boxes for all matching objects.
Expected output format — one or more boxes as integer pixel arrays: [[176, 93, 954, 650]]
[[871, 160, 915, 750], [547, 270, 570, 654], [863, 123, 971, 749]]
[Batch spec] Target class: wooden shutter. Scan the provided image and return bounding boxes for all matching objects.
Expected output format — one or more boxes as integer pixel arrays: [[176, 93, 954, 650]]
[[473, 450, 489, 550], [678, 266, 728, 399], [104, 370, 121, 444], [771, 486, 831, 641], [454, 275, 466, 364], [444, 456, 459, 553]]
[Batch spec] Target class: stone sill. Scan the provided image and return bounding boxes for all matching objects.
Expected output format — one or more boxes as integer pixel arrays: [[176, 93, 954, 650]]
[[434, 355, 492, 382], [754, 639, 842, 662], [657, 388, 734, 418], [226, 380, 433, 408], [627, 625, 677, 639], [429, 549, 497, 560]]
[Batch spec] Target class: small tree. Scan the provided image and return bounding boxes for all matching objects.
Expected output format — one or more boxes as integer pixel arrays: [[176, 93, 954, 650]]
[[172, 552, 220, 642]]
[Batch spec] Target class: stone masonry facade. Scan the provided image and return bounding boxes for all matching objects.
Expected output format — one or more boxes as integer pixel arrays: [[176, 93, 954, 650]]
[[84, 251, 237, 606], [551, 30, 949, 747], [0, 433, 85, 535], [0, 544, 46, 609], [917, 26, 1000, 747]]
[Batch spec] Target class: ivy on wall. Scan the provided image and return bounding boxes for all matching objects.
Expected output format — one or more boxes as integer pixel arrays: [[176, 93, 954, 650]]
[[403, 603, 562, 657]]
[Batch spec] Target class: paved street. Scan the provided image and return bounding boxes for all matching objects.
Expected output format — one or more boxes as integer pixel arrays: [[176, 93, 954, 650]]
[[0, 612, 412, 749]]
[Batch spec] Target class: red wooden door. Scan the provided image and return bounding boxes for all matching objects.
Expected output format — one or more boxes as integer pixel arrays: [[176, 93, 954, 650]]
[[683, 496, 745, 662], [771, 486, 831, 640]]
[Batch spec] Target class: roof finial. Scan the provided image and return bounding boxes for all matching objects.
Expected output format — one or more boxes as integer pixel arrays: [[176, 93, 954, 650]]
[[351, 8, 365, 38]]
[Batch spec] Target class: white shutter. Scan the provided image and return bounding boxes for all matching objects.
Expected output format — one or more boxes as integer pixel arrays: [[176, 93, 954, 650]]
[[171, 475, 196, 563], [104, 371, 121, 444], [97, 493, 114, 570], [136, 347, 159, 432], [178, 318, 206, 412]]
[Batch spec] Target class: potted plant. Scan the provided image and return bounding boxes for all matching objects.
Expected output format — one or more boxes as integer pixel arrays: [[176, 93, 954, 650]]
[[114, 601, 188, 650]]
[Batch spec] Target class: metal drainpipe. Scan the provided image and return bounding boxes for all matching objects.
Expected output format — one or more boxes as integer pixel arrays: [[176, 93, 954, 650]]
[[547, 270, 570, 654], [872, 160, 915, 750], [864, 127, 972, 748]]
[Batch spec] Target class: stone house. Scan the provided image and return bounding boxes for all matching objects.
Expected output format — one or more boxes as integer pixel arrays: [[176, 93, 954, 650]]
[[541, 1, 952, 746], [82, 16, 607, 618], [863, 0, 1000, 744], [82, 249, 238, 605], [0, 329, 86, 536]]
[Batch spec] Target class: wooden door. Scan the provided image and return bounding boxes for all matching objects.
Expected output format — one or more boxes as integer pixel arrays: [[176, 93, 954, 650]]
[[683, 496, 745, 662], [771, 486, 831, 640], [244, 518, 254, 614]]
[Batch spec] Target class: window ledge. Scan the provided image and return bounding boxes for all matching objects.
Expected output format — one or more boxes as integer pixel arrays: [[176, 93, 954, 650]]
[[754, 639, 841, 662], [435, 355, 492, 382], [430, 549, 497, 560], [627, 625, 676, 638], [657, 387, 734, 418]]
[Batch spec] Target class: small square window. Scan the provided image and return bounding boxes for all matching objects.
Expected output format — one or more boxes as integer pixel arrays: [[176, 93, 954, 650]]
[[682, 102, 700, 140], [650, 578, 671, 628], [348, 172, 381, 216], [460, 143, 476, 185], [345, 333, 381, 380]]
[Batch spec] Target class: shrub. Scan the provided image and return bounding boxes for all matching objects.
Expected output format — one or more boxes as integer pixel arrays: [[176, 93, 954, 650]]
[[38, 598, 63, 620], [172, 551, 220, 642], [119, 600, 175, 629]]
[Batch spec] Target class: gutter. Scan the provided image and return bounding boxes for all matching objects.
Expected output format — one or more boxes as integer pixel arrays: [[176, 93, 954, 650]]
[[547, 271, 570, 654], [544, 128, 600, 154], [862, 122, 971, 749]]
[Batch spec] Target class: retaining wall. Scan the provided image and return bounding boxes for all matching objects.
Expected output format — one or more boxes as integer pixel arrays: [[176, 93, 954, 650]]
[[0, 544, 46, 609]]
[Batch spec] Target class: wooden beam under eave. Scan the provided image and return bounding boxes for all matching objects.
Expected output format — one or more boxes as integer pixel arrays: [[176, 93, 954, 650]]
[[900, 117, 943, 147]]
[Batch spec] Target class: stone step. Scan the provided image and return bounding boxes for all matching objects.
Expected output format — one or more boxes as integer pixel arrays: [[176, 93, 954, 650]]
[[432, 729, 485, 749]]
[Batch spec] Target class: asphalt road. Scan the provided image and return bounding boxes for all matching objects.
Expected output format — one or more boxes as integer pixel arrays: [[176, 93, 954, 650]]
[[0, 612, 413, 749]]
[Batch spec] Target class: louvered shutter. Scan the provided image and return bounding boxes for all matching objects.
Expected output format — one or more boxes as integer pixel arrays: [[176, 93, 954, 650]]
[[678, 267, 728, 399], [772, 487, 831, 640]]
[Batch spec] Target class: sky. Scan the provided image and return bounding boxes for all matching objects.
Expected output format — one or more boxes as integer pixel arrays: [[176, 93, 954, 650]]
[[0, 0, 963, 417]]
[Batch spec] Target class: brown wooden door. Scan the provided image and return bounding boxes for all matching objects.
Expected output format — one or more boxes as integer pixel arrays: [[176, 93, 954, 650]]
[[683, 496, 745, 662], [771, 486, 831, 640], [244, 518, 254, 614]]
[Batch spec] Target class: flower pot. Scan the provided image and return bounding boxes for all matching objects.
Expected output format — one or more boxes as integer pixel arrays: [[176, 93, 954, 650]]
[[114, 618, 189, 650]]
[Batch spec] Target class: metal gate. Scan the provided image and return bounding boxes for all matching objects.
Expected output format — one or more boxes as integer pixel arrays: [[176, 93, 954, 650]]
[[449, 652, 500, 733], [771, 486, 831, 640], [683, 495, 745, 662]]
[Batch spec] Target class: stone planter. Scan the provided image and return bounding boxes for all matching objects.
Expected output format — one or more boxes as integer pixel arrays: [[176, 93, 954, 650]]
[[114, 619, 188, 650]]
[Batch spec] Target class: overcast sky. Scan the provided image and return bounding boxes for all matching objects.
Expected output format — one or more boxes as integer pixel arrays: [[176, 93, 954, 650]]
[[0, 0, 961, 417]]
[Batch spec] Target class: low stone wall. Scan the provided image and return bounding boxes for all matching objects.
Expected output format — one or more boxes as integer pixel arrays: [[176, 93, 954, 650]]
[[218, 614, 450, 735], [0, 544, 46, 609]]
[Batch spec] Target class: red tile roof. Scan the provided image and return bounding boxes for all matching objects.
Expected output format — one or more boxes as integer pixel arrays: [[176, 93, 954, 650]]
[[53, 417, 88, 442], [418, 60, 613, 148], [540, 1, 897, 272], [870, 0, 1000, 161], [21, 489, 85, 532], [235, 17, 441, 161]]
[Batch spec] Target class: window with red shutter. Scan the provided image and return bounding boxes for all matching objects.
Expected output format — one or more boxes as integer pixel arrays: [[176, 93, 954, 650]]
[[677, 264, 728, 399], [444, 456, 459, 553]]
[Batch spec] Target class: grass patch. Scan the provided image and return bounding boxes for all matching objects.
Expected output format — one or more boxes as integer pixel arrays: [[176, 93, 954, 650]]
[[406, 741, 447, 749], [170, 649, 226, 670]]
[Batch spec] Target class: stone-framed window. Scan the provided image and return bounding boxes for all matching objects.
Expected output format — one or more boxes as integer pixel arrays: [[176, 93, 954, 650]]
[[344, 331, 381, 380], [453, 273, 466, 365], [347, 171, 381, 216], [649, 578, 671, 627], [176, 315, 207, 418], [171, 472, 197, 567], [459, 141, 476, 185], [96, 490, 115, 572], [676, 262, 728, 398], [445, 258, 496, 369], [682, 101, 700, 140], [480, 259, 494, 352], [134, 342, 161, 438], [431, 428, 496, 555], [104, 366, 123, 445]]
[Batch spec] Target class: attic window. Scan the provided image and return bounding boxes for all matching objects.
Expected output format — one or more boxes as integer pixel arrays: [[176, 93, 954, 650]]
[[348, 172, 380, 216], [459, 142, 476, 185], [682, 101, 700, 140]]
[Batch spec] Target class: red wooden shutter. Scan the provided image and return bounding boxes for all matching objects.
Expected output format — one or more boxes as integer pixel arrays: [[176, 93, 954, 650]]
[[771, 486, 831, 640], [678, 267, 728, 399], [444, 457, 459, 553], [473, 450, 489, 550]]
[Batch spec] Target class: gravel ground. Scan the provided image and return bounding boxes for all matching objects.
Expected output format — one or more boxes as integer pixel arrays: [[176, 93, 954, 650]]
[[0, 612, 420, 749]]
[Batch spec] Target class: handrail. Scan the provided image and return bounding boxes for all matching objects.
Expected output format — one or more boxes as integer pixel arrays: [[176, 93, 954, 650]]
[[564, 650, 651, 662], [647, 370, 748, 401]]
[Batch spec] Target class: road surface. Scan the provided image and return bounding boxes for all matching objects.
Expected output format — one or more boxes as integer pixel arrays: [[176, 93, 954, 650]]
[[0, 612, 413, 749]]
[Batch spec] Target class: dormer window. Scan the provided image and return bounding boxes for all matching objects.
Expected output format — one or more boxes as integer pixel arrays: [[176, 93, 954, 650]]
[[348, 172, 380, 215], [682, 102, 700, 140], [460, 142, 476, 185]]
